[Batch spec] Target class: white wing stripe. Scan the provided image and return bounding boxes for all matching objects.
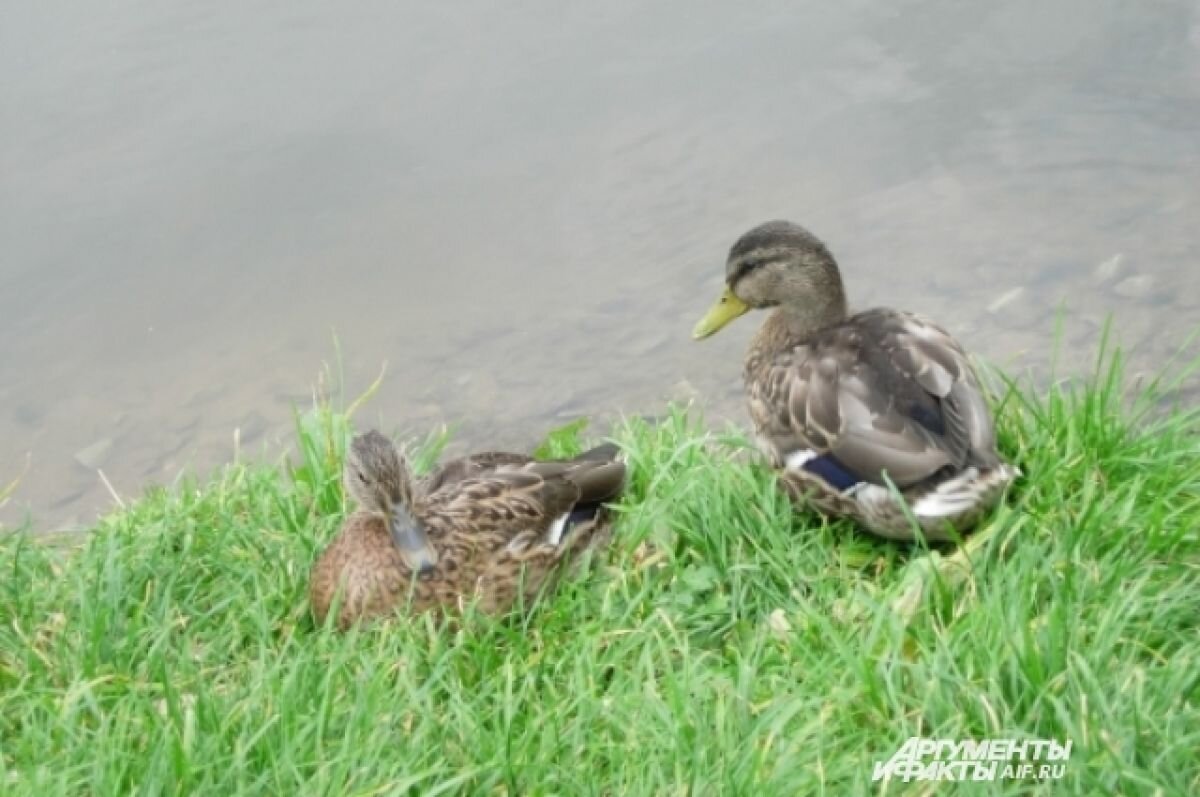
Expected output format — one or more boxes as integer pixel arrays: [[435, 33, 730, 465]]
[[546, 513, 570, 546]]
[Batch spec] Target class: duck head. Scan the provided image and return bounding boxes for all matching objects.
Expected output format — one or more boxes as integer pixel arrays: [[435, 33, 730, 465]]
[[344, 430, 438, 574], [693, 220, 848, 340]]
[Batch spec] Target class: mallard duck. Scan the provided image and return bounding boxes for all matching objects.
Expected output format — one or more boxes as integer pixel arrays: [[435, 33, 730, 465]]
[[693, 220, 1017, 540], [310, 430, 626, 629]]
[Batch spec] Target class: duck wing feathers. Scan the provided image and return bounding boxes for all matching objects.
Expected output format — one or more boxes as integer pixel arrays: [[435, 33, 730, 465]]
[[424, 445, 624, 505], [422, 444, 625, 547], [421, 451, 531, 495], [755, 309, 999, 489]]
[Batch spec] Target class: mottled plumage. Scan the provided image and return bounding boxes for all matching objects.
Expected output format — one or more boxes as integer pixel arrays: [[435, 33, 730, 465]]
[[310, 430, 625, 629], [694, 220, 1018, 539]]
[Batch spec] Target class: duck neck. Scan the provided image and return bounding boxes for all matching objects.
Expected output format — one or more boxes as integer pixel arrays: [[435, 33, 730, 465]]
[[746, 295, 847, 374]]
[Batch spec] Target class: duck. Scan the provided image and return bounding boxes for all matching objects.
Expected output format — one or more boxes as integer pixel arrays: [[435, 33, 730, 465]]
[[310, 430, 626, 629], [692, 220, 1017, 540]]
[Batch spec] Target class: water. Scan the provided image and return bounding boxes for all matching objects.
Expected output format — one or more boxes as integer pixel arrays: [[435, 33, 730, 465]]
[[3, 0, 1198, 530]]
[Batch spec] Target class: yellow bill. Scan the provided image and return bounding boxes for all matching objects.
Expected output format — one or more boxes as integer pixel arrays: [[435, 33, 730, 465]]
[[692, 286, 750, 339]]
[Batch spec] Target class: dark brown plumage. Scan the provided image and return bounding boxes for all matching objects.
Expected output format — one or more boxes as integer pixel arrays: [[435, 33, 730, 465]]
[[310, 431, 625, 629]]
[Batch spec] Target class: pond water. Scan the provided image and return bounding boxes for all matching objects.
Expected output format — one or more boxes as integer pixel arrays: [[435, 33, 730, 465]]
[[3, 0, 1198, 531]]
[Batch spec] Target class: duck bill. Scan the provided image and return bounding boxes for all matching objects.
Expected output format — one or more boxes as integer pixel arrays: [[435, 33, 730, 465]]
[[389, 511, 438, 574], [692, 287, 750, 339]]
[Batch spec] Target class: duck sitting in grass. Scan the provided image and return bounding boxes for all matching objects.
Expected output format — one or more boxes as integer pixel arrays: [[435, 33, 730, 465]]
[[310, 430, 626, 629], [693, 220, 1018, 540]]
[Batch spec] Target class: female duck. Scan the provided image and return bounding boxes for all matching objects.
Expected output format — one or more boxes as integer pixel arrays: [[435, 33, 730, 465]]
[[693, 220, 1017, 540], [310, 430, 625, 628]]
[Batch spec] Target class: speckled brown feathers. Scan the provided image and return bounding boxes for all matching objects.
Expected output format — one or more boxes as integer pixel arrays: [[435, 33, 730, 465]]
[[309, 433, 625, 629]]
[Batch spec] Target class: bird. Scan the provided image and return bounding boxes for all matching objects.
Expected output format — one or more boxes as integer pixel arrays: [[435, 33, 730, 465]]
[[310, 429, 626, 628], [692, 220, 1018, 540]]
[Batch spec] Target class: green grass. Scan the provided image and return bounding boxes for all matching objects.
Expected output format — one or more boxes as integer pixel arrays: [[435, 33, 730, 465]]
[[1, 345, 1198, 796]]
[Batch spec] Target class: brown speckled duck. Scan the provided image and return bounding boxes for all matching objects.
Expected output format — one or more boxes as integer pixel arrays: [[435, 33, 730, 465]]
[[310, 430, 625, 629], [693, 220, 1018, 540]]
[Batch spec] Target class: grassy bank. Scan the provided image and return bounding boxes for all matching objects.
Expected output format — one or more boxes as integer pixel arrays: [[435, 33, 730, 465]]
[[1, 347, 1198, 795]]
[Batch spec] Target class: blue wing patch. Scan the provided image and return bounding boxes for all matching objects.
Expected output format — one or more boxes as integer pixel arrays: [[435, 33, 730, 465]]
[[801, 453, 864, 492], [559, 504, 602, 541]]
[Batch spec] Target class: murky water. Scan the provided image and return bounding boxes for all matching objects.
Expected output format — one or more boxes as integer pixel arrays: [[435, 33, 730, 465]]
[[3, 1, 1198, 531]]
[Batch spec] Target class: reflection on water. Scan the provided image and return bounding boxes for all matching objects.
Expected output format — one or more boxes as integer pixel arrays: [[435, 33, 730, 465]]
[[2, 0, 1198, 530]]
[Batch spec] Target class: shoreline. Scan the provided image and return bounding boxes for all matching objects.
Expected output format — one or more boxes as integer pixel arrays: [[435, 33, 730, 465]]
[[1, 342, 1197, 793]]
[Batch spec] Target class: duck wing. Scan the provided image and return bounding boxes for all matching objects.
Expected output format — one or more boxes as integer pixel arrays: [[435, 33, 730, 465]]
[[421, 451, 531, 496], [423, 464, 582, 551], [425, 445, 624, 504], [423, 445, 625, 548], [756, 309, 997, 490], [541, 444, 626, 505]]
